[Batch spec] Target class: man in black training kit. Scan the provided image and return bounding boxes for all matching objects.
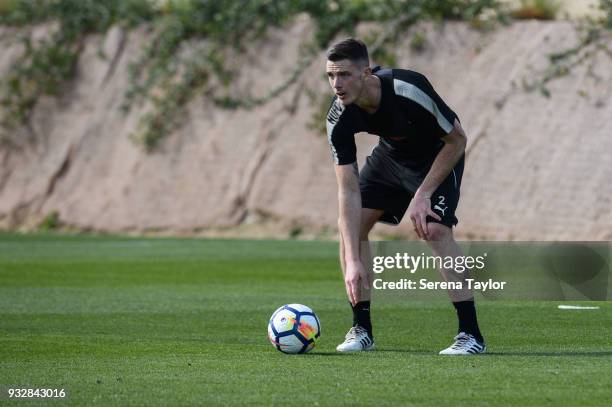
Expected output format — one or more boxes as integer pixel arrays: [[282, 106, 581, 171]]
[[326, 38, 485, 354]]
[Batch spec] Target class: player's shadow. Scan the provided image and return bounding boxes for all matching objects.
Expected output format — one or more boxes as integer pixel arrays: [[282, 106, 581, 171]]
[[357, 349, 432, 355], [483, 351, 612, 357], [306, 351, 361, 357], [374, 349, 612, 357]]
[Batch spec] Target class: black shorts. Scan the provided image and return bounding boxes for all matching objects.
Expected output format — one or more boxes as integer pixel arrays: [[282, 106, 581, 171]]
[[359, 145, 464, 228]]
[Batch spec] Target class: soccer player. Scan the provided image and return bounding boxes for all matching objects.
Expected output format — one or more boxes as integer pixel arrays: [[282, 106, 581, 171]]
[[326, 38, 485, 355]]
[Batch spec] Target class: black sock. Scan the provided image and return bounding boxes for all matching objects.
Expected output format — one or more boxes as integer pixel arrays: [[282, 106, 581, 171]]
[[351, 301, 373, 338], [452, 300, 484, 343]]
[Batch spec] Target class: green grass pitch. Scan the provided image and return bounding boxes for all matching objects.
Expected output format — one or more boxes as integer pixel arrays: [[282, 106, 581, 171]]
[[1, 233, 610, 406]]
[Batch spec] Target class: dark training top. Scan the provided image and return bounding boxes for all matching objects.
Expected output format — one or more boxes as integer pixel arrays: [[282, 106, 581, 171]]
[[326, 67, 458, 166]]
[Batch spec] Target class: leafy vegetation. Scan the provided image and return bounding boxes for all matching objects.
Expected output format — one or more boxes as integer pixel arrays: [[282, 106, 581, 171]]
[[522, 0, 612, 97], [37, 210, 60, 230], [511, 0, 560, 20], [0, 0, 156, 145], [5, 0, 597, 150]]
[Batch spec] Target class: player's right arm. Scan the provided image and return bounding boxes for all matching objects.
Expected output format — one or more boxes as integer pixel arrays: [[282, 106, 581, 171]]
[[335, 162, 367, 305], [327, 98, 367, 305]]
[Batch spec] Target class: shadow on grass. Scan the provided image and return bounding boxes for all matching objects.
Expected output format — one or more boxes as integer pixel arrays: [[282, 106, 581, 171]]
[[372, 349, 440, 356], [306, 351, 354, 357], [308, 349, 431, 356], [484, 351, 612, 357], [307, 350, 612, 357], [374, 349, 612, 357]]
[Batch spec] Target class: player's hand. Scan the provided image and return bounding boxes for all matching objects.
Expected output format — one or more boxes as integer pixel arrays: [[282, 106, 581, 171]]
[[345, 259, 369, 306], [408, 195, 441, 240]]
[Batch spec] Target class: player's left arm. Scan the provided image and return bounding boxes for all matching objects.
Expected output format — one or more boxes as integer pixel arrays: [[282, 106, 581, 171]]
[[409, 119, 467, 239]]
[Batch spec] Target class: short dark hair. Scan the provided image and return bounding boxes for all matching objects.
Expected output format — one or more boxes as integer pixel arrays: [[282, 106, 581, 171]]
[[326, 38, 369, 67]]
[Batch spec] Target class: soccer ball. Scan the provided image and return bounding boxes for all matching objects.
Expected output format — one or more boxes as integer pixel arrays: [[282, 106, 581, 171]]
[[267, 304, 321, 354]]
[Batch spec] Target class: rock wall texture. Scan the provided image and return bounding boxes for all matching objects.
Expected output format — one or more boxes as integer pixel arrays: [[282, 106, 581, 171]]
[[0, 19, 610, 240]]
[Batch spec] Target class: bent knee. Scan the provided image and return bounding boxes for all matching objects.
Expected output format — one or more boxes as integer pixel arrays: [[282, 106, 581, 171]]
[[337, 219, 370, 241], [359, 218, 377, 241], [427, 223, 453, 241]]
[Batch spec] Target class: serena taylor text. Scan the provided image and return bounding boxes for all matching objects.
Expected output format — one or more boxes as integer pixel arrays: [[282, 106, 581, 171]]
[[373, 278, 507, 292]]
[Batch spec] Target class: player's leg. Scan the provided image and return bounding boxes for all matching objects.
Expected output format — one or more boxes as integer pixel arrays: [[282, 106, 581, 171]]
[[355, 208, 382, 331], [421, 156, 485, 354], [337, 207, 382, 352], [426, 223, 485, 355], [337, 146, 408, 352], [426, 224, 473, 302]]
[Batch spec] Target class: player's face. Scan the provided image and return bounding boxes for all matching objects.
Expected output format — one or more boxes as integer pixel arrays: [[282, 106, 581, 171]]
[[326, 59, 366, 105]]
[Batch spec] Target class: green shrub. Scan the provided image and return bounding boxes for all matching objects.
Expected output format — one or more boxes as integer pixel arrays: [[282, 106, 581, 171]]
[[38, 211, 60, 231], [410, 31, 427, 52], [1, 0, 511, 149], [601, 0, 612, 29], [511, 0, 560, 20]]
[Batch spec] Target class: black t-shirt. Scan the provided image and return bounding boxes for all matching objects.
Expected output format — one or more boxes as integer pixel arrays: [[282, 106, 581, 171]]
[[326, 67, 458, 166]]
